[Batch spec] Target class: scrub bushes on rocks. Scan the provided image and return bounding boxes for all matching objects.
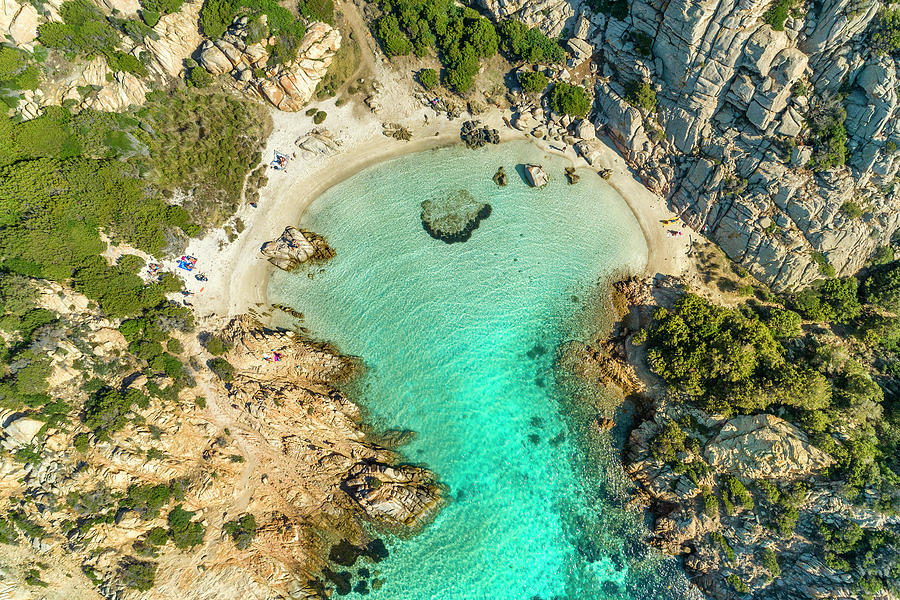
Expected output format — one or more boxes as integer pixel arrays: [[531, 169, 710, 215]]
[[418, 68, 438, 90], [519, 70, 548, 93], [549, 82, 591, 117], [497, 20, 565, 63]]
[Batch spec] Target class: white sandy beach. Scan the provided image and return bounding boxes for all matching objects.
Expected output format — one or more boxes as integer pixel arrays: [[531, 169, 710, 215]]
[[179, 60, 691, 318]]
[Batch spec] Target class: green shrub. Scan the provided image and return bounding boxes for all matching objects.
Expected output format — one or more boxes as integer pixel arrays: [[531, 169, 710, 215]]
[[73, 432, 91, 453], [519, 70, 548, 93], [871, 8, 900, 56], [647, 294, 830, 415], [549, 82, 591, 117], [763, 0, 796, 31], [629, 30, 653, 57], [809, 251, 837, 278], [120, 559, 157, 590], [199, 0, 234, 39], [766, 307, 802, 338], [418, 68, 439, 90], [701, 486, 719, 518], [712, 531, 736, 561], [790, 277, 860, 324], [870, 245, 894, 267], [861, 260, 900, 312], [118, 254, 146, 272], [298, 0, 334, 23], [375, 15, 413, 56], [204, 336, 227, 356], [313, 110, 327, 124], [208, 357, 235, 382], [141, 9, 161, 26], [808, 103, 847, 171], [223, 513, 257, 549], [760, 547, 781, 577], [841, 201, 864, 219], [726, 574, 749, 594], [188, 66, 213, 87], [119, 483, 171, 518], [725, 475, 755, 510], [83, 387, 149, 439], [498, 20, 565, 63], [624, 79, 656, 112], [167, 505, 205, 549]]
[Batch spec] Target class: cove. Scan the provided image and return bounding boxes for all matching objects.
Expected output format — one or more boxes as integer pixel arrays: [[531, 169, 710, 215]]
[[268, 141, 680, 599]]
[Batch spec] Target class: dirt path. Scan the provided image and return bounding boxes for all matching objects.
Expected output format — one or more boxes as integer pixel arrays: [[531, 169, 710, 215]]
[[335, 0, 377, 97]]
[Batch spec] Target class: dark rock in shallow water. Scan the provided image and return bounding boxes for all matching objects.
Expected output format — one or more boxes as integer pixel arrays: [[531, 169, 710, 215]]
[[460, 120, 500, 149], [354, 580, 370, 595], [493, 166, 507, 186], [322, 569, 352, 595], [421, 189, 492, 244], [329, 538, 389, 567], [564, 166, 580, 185]]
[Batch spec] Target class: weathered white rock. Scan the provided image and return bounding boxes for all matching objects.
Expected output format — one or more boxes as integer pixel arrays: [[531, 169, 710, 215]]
[[704, 415, 833, 480]]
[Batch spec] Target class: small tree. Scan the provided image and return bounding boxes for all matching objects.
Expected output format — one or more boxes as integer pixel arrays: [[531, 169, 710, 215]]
[[625, 79, 657, 112], [519, 70, 548, 94], [418, 68, 439, 90], [549, 82, 591, 117]]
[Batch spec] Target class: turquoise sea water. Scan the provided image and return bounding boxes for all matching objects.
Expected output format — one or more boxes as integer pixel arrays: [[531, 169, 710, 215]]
[[268, 141, 689, 599]]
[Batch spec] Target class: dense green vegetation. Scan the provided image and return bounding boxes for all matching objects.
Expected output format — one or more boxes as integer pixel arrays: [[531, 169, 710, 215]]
[[200, 0, 307, 57], [372, 0, 563, 93], [137, 90, 266, 226], [37, 0, 152, 77], [549, 82, 591, 117], [224, 513, 257, 549], [418, 68, 439, 90], [518, 70, 548, 93], [763, 0, 797, 31], [624, 79, 656, 112], [646, 281, 900, 594], [497, 20, 565, 64], [871, 8, 900, 56], [806, 100, 848, 171]]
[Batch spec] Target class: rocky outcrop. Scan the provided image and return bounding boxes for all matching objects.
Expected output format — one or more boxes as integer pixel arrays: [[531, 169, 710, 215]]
[[260, 226, 335, 271], [460, 119, 500, 149], [295, 128, 343, 156], [342, 462, 445, 531], [0, 0, 39, 47], [483, 0, 900, 290], [420, 189, 492, 243], [142, 0, 205, 79], [198, 17, 341, 111], [704, 414, 833, 480], [524, 164, 548, 187]]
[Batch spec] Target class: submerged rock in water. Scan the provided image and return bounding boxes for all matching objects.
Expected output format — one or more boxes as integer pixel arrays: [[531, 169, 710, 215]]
[[420, 189, 492, 244], [260, 226, 335, 271], [565, 166, 580, 185], [524, 164, 548, 187], [493, 166, 507, 186], [342, 462, 446, 532]]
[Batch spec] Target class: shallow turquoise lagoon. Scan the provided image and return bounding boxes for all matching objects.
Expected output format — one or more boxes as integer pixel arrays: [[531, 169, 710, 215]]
[[269, 141, 685, 599]]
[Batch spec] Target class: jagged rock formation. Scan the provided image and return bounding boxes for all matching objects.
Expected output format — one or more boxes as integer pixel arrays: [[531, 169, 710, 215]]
[[0, 289, 444, 599], [260, 226, 335, 271], [198, 17, 341, 111], [420, 189, 492, 243], [342, 462, 444, 530], [704, 414, 834, 480], [480, 0, 900, 290], [459, 119, 500, 149]]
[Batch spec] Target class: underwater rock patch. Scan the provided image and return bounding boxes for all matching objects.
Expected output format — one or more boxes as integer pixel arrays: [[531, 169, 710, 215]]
[[420, 189, 492, 244]]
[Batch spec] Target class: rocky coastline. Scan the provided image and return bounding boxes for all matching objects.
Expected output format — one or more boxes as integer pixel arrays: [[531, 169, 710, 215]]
[[569, 276, 900, 600]]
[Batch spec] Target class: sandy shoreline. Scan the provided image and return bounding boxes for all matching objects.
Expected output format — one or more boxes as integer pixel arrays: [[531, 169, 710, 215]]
[[183, 65, 690, 318]]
